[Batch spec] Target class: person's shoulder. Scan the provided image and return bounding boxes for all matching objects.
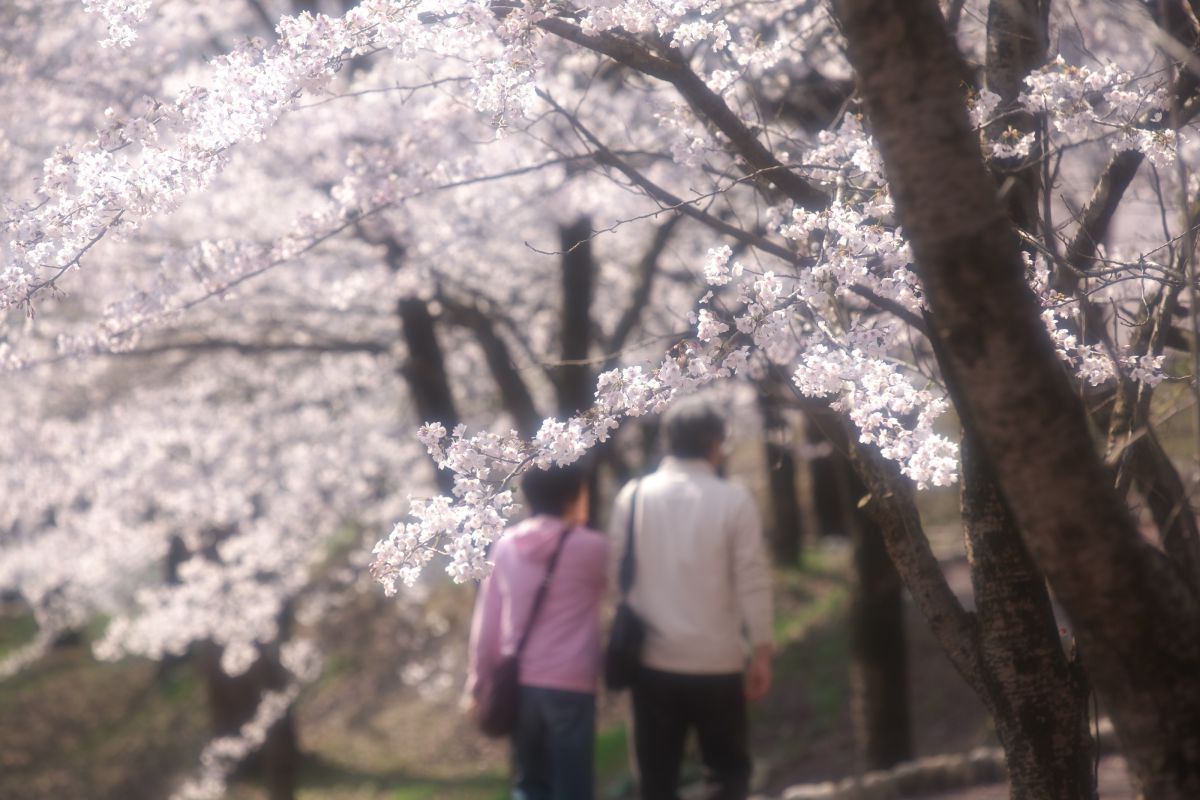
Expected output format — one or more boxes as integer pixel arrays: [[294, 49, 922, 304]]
[[614, 478, 641, 503], [489, 521, 525, 560], [717, 477, 756, 507], [572, 524, 610, 553]]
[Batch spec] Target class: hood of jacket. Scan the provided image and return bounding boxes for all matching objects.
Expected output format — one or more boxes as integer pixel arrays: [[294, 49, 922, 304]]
[[507, 515, 572, 563]]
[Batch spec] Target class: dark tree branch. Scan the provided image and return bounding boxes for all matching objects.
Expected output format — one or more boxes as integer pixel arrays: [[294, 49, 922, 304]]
[[1053, 149, 1145, 295], [543, 94, 930, 334], [1107, 283, 1200, 592], [437, 292, 542, 438], [381, 242, 460, 494], [605, 216, 680, 368], [112, 338, 390, 358], [537, 18, 828, 209], [945, 0, 968, 33], [245, 0, 277, 33], [557, 217, 595, 416], [842, 428, 987, 699]]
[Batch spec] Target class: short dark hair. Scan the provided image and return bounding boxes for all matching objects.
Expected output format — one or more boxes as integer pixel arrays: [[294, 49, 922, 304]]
[[663, 397, 726, 459], [521, 462, 589, 516]]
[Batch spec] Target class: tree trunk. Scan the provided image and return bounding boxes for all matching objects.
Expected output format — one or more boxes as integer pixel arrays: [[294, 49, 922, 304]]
[[558, 216, 605, 517], [199, 642, 299, 800], [439, 294, 541, 437], [845, 463, 912, 770], [801, 407, 849, 537], [805, 407, 850, 538], [557, 217, 593, 416], [759, 379, 804, 565], [960, 440, 1094, 799], [834, 2, 1200, 795], [397, 296, 460, 495]]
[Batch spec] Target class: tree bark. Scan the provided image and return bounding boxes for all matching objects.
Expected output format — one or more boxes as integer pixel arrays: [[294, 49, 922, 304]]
[[558, 217, 604, 518], [1106, 286, 1200, 591], [845, 434, 987, 703], [960, 440, 1094, 800], [984, 0, 1048, 233], [557, 217, 594, 416], [834, 2, 1200, 795], [439, 293, 541, 437]]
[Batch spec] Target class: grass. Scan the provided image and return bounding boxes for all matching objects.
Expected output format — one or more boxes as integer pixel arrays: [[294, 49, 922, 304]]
[[0, 610, 37, 659]]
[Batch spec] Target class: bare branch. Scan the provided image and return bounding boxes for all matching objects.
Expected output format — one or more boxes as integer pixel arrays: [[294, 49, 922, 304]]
[[536, 17, 829, 209]]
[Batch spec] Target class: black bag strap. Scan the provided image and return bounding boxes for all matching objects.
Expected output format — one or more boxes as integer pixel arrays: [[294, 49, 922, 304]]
[[618, 481, 641, 597], [514, 524, 575, 657]]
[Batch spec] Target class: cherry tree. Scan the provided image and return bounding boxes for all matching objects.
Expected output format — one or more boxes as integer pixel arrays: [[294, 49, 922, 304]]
[[4, 0, 1200, 798]]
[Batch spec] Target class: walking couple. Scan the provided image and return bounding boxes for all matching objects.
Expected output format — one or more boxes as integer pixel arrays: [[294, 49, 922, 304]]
[[467, 398, 775, 800]]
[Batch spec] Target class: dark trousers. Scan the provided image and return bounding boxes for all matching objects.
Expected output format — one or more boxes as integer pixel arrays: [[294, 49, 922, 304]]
[[631, 668, 750, 800], [512, 685, 596, 800]]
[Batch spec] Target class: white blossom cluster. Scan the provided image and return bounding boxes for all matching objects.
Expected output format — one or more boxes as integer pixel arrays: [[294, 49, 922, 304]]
[[2, 1, 421, 311], [780, 203, 921, 312], [82, 0, 152, 47], [968, 88, 1038, 160], [1042, 308, 1167, 388], [1020, 55, 1177, 167], [794, 341, 958, 488]]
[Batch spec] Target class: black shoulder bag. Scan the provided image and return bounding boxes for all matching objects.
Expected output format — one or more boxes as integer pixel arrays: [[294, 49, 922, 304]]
[[604, 482, 645, 690], [475, 524, 574, 738]]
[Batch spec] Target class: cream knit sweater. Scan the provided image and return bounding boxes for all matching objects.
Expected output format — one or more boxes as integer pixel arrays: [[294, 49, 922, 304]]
[[609, 457, 774, 674]]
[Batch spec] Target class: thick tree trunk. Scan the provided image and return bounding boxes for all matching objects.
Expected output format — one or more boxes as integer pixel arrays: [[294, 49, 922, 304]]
[[834, 2, 1200, 795], [960, 441, 1094, 800], [845, 464, 912, 770], [984, 0, 1048, 235]]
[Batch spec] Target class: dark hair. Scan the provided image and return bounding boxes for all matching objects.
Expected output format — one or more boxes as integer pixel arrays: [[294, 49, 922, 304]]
[[663, 397, 726, 459], [520, 462, 589, 516]]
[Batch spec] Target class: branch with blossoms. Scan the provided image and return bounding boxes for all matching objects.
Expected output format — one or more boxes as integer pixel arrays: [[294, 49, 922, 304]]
[[1, 148, 636, 372], [82, 0, 152, 48], [370, 215, 957, 589], [371, 42, 1191, 589], [2, 1, 423, 311]]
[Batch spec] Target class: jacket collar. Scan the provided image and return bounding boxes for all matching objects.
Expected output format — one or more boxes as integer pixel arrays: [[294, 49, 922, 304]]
[[657, 456, 717, 476]]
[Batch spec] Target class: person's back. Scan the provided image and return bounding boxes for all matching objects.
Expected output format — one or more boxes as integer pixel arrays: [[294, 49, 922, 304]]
[[468, 463, 608, 800], [610, 398, 773, 800], [479, 515, 608, 692], [616, 458, 769, 674]]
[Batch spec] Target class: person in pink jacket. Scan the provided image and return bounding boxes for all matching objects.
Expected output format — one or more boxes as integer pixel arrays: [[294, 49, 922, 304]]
[[467, 463, 609, 800]]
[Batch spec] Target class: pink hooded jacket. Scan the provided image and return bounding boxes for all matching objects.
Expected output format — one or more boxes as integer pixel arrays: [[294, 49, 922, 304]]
[[467, 515, 609, 696]]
